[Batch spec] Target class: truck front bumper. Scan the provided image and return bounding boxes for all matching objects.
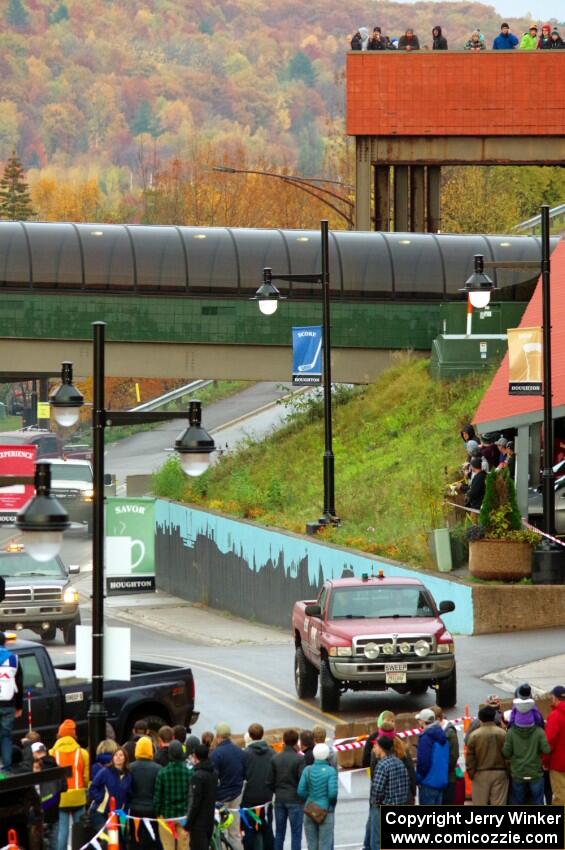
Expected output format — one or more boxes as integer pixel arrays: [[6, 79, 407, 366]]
[[329, 655, 455, 683], [0, 603, 79, 629]]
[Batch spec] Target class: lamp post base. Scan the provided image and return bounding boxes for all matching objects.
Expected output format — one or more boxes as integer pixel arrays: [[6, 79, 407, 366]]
[[532, 541, 565, 585], [305, 514, 341, 536]]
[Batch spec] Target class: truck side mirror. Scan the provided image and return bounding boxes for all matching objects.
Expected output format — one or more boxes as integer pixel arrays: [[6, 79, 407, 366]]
[[439, 600, 455, 614], [69, 564, 80, 575], [104, 473, 113, 486], [305, 604, 322, 617]]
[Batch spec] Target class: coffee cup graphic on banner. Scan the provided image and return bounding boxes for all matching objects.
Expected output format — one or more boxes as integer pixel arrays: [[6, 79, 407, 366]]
[[106, 536, 145, 575]]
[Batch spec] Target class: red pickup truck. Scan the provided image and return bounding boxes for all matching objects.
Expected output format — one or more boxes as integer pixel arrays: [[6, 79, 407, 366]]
[[292, 573, 457, 712]]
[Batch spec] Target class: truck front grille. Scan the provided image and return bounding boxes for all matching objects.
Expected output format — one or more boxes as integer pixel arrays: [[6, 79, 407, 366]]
[[3, 586, 61, 604], [353, 634, 435, 658]]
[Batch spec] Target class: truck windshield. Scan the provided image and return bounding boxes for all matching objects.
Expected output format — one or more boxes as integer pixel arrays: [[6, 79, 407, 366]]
[[329, 586, 435, 619], [49, 464, 92, 482], [0, 553, 66, 578]]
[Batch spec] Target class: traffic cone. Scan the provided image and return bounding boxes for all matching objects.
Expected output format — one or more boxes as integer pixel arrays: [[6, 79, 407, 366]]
[[7, 829, 18, 850], [107, 796, 120, 850], [462, 703, 472, 800]]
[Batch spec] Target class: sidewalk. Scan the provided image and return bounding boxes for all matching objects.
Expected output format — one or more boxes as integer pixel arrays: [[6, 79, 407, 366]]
[[482, 652, 565, 695], [106, 590, 293, 647]]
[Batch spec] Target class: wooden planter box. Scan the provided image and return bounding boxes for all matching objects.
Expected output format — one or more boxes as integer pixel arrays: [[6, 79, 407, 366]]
[[469, 539, 533, 581]]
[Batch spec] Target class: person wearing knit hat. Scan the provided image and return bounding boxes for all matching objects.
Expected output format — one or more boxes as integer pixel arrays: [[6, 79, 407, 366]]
[[539, 23, 552, 48], [547, 28, 564, 48], [154, 740, 190, 850], [129, 736, 162, 848], [493, 22, 519, 49], [509, 696, 545, 730], [297, 739, 338, 850], [503, 702, 550, 805], [49, 719, 90, 850], [520, 24, 539, 49]]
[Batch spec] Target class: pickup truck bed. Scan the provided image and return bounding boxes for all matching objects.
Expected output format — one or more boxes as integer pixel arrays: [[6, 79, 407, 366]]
[[12, 639, 195, 746]]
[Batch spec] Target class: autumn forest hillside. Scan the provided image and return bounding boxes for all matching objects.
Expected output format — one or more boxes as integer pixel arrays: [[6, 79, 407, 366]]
[[1, 0, 564, 227]]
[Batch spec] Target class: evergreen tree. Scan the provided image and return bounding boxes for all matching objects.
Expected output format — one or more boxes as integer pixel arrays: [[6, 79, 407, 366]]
[[288, 52, 317, 87], [49, 2, 69, 25], [0, 152, 35, 220], [6, 0, 29, 28]]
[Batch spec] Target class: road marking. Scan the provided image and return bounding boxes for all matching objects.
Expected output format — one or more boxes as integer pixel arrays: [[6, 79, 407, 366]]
[[145, 651, 341, 726], [174, 654, 342, 724]]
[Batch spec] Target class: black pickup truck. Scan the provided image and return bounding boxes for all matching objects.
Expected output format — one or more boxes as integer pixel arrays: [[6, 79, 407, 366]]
[[10, 637, 196, 747]]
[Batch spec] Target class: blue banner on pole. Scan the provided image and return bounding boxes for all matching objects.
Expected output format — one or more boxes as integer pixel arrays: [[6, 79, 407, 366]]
[[292, 326, 322, 385]]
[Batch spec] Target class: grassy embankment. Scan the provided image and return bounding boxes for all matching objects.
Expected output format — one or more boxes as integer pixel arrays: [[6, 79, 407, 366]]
[[152, 357, 492, 569]]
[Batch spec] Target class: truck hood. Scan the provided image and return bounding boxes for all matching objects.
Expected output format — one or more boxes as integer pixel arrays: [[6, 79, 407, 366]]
[[4, 576, 67, 587], [50, 479, 91, 491], [328, 617, 445, 640]]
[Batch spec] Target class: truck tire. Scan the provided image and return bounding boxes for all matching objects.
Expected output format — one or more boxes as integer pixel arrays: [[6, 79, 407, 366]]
[[320, 659, 340, 712], [42, 625, 57, 642], [63, 613, 81, 646], [437, 667, 457, 709], [294, 647, 318, 699]]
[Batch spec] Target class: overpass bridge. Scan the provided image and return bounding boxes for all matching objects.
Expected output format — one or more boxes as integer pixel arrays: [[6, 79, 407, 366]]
[[0, 222, 553, 381]]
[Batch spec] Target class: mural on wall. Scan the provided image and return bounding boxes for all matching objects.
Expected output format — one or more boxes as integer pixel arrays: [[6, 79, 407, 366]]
[[155, 500, 473, 633]]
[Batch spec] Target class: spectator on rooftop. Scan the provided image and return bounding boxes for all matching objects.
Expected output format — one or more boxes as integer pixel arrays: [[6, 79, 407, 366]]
[[493, 22, 519, 49], [546, 28, 564, 48], [432, 26, 448, 49], [520, 24, 539, 49], [351, 28, 370, 51], [464, 30, 486, 51], [368, 28, 390, 50], [538, 23, 552, 48], [398, 29, 420, 51]]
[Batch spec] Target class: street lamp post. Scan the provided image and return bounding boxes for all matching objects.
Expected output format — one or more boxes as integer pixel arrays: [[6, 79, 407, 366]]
[[212, 166, 354, 229], [252, 220, 339, 533], [48, 322, 215, 759], [461, 205, 565, 582]]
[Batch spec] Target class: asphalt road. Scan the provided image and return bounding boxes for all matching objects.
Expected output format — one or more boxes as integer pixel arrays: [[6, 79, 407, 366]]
[[105, 381, 294, 483], [3, 381, 565, 847]]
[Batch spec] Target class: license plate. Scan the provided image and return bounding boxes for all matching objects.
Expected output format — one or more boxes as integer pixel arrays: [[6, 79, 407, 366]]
[[385, 671, 407, 684], [385, 663, 407, 684]]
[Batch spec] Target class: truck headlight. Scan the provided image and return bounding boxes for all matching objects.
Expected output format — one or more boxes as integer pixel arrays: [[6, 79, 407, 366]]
[[414, 639, 431, 657], [398, 642, 411, 654], [63, 587, 79, 604], [363, 642, 379, 659], [437, 642, 454, 654], [329, 646, 353, 657], [81, 489, 94, 502]]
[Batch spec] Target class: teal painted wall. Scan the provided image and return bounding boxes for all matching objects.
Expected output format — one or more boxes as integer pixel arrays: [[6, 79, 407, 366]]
[[1, 292, 440, 350], [154, 499, 474, 634]]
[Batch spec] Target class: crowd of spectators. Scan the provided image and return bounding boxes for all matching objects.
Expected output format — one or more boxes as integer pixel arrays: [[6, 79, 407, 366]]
[[458, 423, 515, 511], [350, 22, 564, 51], [7, 681, 565, 850]]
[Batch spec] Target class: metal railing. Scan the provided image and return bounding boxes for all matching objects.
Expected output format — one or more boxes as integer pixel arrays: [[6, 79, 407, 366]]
[[514, 204, 565, 236], [129, 380, 212, 412]]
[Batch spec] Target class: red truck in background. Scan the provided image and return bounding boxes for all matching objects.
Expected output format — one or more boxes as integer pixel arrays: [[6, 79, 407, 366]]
[[292, 573, 457, 712]]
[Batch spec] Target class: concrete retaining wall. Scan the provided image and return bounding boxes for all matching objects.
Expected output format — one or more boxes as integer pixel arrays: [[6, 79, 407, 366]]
[[154, 500, 473, 634], [472, 585, 565, 634]]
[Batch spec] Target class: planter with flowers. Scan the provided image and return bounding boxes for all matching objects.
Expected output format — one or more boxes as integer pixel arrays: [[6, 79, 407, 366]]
[[467, 468, 541, 581]]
